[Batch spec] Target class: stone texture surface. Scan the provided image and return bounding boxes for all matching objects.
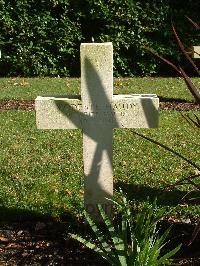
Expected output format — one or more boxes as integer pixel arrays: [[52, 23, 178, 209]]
[[35, 94, 159, 129], [35, 96, 82, 129], [81, 43, 113, 106], [81, 43, 114, 218]]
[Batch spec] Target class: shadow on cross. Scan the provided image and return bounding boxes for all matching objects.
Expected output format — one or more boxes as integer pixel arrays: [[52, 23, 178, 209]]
[[55, 57, 119, 216], [54, 56, 158, 216]]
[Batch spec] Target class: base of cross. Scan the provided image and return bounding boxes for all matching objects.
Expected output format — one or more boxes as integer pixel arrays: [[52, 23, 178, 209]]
[[35, 42, 159, 221], [85, 201, 113, 222]]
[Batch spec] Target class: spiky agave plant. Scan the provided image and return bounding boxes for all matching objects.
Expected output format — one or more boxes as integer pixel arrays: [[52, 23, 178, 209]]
[[69, 194, 181, 265]]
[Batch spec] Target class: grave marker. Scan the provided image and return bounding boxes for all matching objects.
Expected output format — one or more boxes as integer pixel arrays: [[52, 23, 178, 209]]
[[35, 43, 159, 219]]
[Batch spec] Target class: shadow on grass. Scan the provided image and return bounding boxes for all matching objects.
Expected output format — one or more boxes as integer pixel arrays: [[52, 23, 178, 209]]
[[159, 96, 195, 103], [0, 205, 108, 266], [0, 205, 76, 224], [115, 182, 200, 207]]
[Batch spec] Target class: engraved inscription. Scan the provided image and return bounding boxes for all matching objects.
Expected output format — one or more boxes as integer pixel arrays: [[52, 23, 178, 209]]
[[112, 102, 136, 110], [81, 102, 137, 111], [75, 101, 138, 125]]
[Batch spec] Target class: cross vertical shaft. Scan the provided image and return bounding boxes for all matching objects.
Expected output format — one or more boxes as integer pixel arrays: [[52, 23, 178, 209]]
[[81, 43, 114, 218]]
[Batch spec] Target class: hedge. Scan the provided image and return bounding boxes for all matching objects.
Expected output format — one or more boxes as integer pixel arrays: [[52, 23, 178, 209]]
[[0, 0, 82, 76], [0, 0, 199, 77]]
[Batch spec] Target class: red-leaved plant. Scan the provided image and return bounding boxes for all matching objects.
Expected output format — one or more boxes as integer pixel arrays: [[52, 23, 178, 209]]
[[145, 17, 200, 245], [146, 16, 200, 103]]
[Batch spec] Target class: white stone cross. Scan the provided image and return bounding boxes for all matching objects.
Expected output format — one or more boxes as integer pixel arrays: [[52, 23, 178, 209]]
[[35, 43, 159, 219]]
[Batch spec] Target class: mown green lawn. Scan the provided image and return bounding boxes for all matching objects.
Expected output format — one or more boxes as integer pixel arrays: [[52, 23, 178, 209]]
[[0, 78, 199, 221], [0, 77, 199, 101]]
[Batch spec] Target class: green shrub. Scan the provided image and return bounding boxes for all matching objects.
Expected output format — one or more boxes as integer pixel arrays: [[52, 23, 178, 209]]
[[0, 0, 199, 76], [146, 17, 200, 103], [81, 0, 171, 76], [0, 0, 82, 76]]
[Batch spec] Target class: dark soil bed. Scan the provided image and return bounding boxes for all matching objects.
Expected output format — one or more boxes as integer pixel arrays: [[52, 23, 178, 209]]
[[0, 219, 106, 266], [0, 100, 199, 111], [0, 218, 199, 266]]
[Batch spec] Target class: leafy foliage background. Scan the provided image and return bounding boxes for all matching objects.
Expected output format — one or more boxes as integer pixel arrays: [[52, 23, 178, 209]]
[[0, 0, 199, 77]]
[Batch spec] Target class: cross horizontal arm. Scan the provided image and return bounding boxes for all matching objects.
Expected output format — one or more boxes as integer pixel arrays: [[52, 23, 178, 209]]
[[35, 94, 159, 129]]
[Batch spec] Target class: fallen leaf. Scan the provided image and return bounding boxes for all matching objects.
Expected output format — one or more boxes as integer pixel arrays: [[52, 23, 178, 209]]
[[35, 222, 46, 231], [122, 160, 127, 166], [6, 243, 21, 249], [194, 169, 200, 175], [20, 79, 29, 86], [64, 189, 72, 196], [0, 236, 9, 243]]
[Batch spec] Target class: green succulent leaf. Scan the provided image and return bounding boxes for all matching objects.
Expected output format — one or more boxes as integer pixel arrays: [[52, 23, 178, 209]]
[[70, 194, 181, 266]]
